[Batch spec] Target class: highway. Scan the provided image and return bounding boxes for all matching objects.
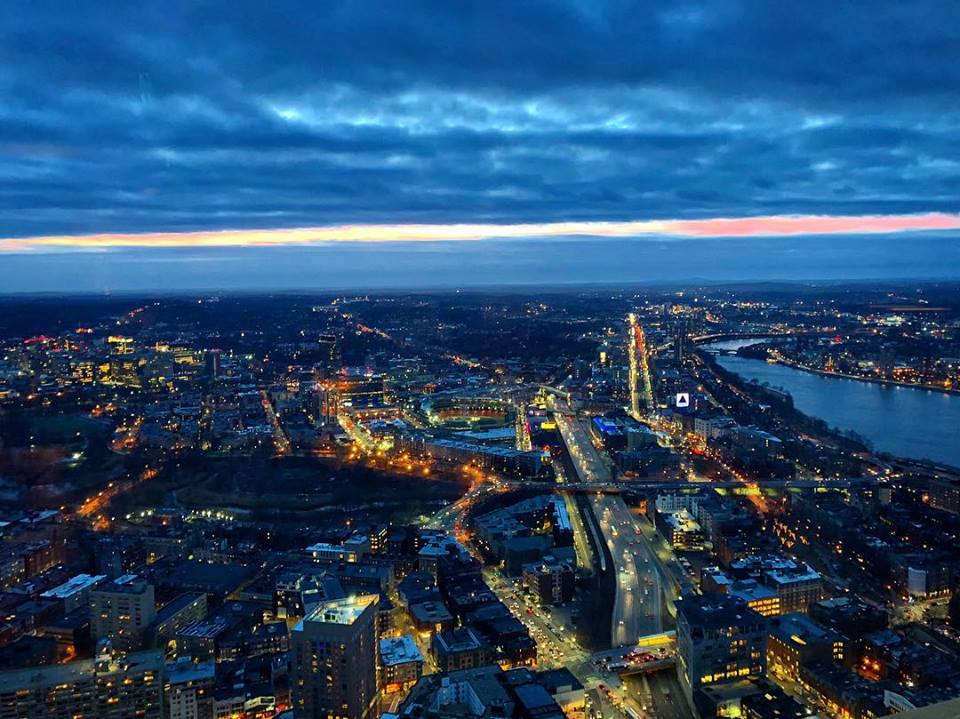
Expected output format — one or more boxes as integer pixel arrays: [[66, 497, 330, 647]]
[[424, 404, 687, 719], [548, 392, 668, 648], [595, 494, 663, 646]]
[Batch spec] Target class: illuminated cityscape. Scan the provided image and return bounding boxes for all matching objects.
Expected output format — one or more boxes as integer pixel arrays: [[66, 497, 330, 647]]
[[0, 289, 957, 719], [2, 3, 960, 719]]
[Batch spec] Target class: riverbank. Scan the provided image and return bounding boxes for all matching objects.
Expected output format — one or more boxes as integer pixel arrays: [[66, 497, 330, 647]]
[[764, 351, 960, 397], [711, 351, 960, 469]]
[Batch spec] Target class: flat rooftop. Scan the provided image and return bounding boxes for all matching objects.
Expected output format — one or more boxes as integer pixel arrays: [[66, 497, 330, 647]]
[[380, 635, 424, 666], [729, 580, 778, 603], [678, 595, 764, 629], [771, 613, 838, 645], [41, 573, 106, 599], [766, 565, 821, 585], [300, 594, 378, 627], [166, 658, 215, 685], [434, 627, 486, 654]]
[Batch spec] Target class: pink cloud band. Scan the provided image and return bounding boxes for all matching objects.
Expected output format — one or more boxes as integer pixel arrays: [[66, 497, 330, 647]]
[[2, 213, 959, 251]]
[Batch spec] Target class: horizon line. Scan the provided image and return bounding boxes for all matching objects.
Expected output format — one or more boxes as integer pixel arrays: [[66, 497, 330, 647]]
[[3, 212, 960, 252]]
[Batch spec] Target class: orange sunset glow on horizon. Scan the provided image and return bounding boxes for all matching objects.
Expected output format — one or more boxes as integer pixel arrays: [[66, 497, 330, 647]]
[[2, 212, 959, 252]]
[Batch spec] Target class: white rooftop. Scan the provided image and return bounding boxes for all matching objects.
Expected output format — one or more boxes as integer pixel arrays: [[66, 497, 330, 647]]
[[298, 594, 378, 628], [380, 634, 424, 666], [41, 573, 106, 599]]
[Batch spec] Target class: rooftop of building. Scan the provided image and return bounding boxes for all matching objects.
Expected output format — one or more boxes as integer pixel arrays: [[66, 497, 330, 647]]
[[537, 667, 584, 694], [729, 579, 778, 603], [504, 535, 553, 552], [93, 574, 151, 595], [418, 535, 470, 559], [153, 592, 206, 624], [0, 648, 163, 690], [524, 559, 574, 575], [765, 564, 821, 585], [424, 436, 544, 460], [298, 594, 378, 628], [166, 657, 215, 685], [729, 553, 798, 573], [433, 627, 487, 654], [663, 509, 701, 532], [409, 600, 454, 623], [305, 541, 362, 555], [740, 688, 812, 719], [380, 635, 424, 667], [40, 573, 106, 599], [770, 612, 839, 644], [879, 698, 960, 719], [514, 682, 560, 713], [177, 615, 236, 639], [678, 594, 765, 629], [702, 566, 734, 586], [551, 497, 571, 532]]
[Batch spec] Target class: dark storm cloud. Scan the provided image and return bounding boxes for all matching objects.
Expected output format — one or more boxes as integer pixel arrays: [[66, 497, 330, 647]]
[[1, 0, 959, 237]]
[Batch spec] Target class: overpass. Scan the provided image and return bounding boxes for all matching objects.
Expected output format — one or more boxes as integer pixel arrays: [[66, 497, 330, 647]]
[[616, 657, 676, 676], [591, 631, 675, 660], [499, 476, 884, 493], [591, 631, 677, 676], [538, 384, 573, 407], [691, 330, 833, 345]]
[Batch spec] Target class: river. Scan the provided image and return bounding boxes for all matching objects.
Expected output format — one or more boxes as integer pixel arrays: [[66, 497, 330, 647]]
[[703, 340, 960, 469]]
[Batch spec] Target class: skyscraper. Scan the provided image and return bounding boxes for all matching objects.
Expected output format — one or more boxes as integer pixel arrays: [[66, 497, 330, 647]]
[[292, 594, 380, 719]]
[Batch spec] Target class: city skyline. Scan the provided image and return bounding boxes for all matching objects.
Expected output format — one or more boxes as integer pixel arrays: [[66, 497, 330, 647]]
[[3, 4, 960, 718], [1, 287, 959, 719]]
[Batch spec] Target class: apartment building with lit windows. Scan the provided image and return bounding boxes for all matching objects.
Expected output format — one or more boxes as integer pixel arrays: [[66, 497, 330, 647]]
[[90, 575, 157, 651], [291, 594, 380, 719], [676, 595, 767, 708]]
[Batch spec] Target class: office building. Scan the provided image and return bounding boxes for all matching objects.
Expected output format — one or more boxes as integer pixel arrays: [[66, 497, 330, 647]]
[[767, 613, 845, 683], [764, 565, 823, 614], [926, 479, 960, 514], [432, 628, 492, 672], [145, 592, 208, 651]]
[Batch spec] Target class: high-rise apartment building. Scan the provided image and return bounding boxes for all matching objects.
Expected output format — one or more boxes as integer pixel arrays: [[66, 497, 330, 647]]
[[90, 575, 157, 651], [292, 594, 380, 719], [676, 594, 767, 709], [0, 644, 163, 719]]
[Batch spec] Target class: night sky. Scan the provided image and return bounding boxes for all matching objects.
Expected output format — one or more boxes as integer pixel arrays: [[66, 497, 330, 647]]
[[2, 2, 959, 291]]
